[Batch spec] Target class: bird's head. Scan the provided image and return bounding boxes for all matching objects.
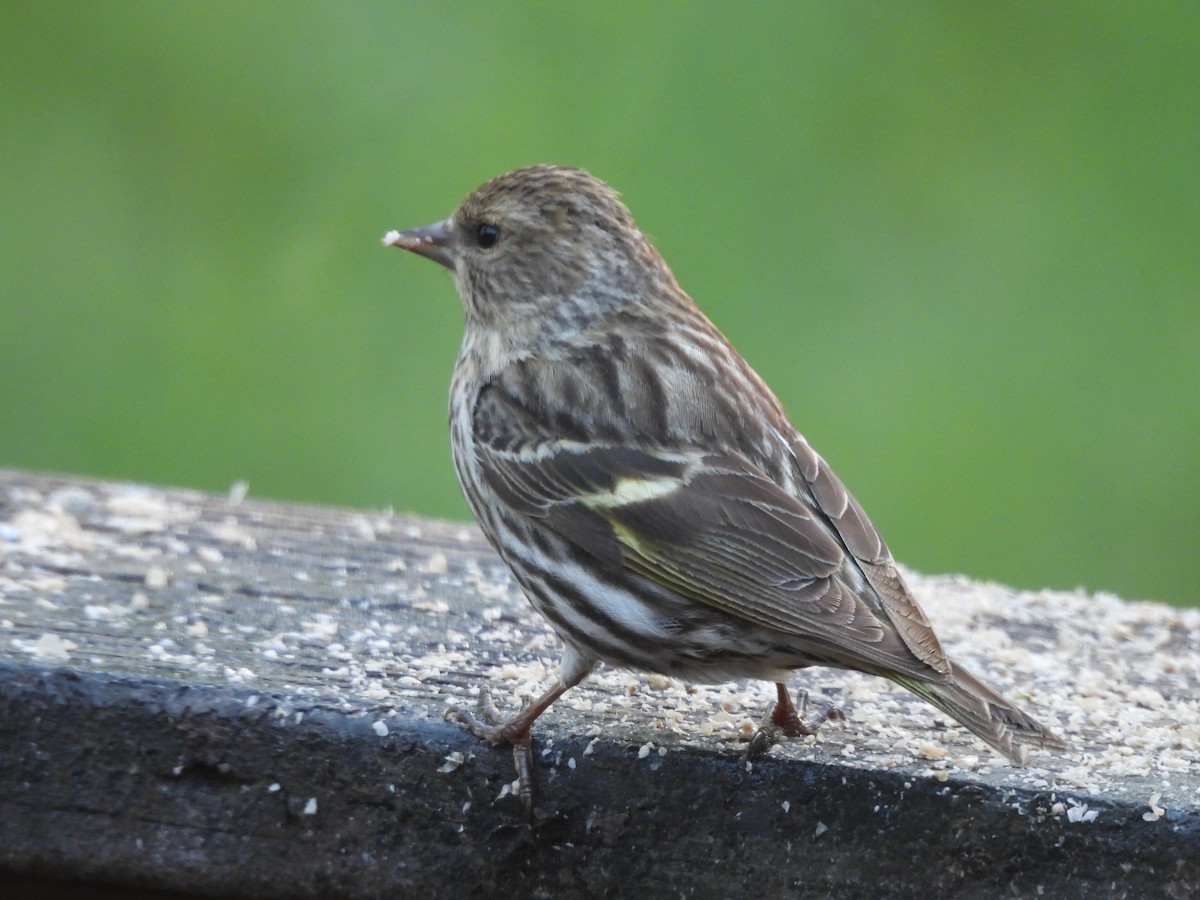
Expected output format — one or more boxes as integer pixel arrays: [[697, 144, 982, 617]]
[[384, 165, 674, 353]]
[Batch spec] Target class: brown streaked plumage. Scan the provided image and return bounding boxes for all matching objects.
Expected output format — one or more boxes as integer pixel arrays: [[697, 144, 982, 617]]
[[383, 165, 1065, 806]]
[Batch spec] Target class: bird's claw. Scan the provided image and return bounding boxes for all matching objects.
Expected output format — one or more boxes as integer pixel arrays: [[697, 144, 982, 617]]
[[744, 687, 845, 759], [446, 684, 537, 820], [448, 684, 510, 741]]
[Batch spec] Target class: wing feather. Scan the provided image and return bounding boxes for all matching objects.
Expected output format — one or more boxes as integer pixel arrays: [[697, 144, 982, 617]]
[[477, 402, 947, 678]]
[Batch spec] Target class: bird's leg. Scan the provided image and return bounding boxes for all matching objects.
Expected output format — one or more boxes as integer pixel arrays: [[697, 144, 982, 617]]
[[449, 680, 571, 818], [772, 684, 846, 733], [745, 683, 846, 758], [447, 647, 596, 817]]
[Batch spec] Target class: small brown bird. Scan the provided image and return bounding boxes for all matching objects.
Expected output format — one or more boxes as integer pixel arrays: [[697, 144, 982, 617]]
[[383, 165, 1064, 800]]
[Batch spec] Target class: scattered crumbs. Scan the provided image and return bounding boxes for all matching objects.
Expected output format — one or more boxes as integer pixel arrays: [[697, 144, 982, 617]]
[[1128, 686, 1166, 709], [302, 797, 318, 816], [104, 491, 176, 532], [438, 751, 465, 773], [5, 482, 1199, 815], [814, 821, 828, 838], [372, 720, 389, 737], [27, 576, 68, 593], [413, 598, 450, 614], [164, 538, 189, 556], [16, 633, 77, 661], [197, 546, 224, 564], [1143, 792, 1166, 822], [360, 681, 391, 700], [1065, 798, 1099, 824], [349, 516, 377, 541], [223, 666, 257, 683], [8, 508, 92, 552], [207, 517, 257, 551], [44, 485, 96, 511], [644, 672, 677, 691], [302, 615, 339, 640]]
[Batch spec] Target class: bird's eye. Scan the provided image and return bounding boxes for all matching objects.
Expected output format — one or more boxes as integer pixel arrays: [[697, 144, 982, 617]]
[[475, 223, 500, 249]]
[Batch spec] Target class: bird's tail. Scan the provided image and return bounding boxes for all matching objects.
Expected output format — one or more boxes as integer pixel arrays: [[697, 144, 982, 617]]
[[893, 659, 1066, 764]]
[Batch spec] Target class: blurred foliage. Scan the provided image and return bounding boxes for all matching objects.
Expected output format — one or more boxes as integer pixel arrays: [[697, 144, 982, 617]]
[[1, 3, 1196, 606]]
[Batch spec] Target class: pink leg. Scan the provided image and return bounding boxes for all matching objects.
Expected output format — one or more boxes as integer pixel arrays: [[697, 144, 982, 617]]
[[447, 647, 595, 817], [745, 683, 845, 758]]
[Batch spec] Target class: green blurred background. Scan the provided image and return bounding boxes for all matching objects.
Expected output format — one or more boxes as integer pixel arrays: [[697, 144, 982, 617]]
[[2, 3, 1196, 606]]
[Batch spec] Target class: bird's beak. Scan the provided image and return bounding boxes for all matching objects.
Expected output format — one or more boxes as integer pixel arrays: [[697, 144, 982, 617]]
[[381, 220, 455, 270]]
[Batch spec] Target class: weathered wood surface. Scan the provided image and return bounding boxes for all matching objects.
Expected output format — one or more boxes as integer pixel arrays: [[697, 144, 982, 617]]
[[1, 469, 1197, 898]]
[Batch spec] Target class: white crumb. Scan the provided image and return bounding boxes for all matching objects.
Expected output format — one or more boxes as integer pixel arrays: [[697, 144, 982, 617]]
[[438, 751, 465, 773], [227, 480, 250, 504], [16, 633, 78, 661]]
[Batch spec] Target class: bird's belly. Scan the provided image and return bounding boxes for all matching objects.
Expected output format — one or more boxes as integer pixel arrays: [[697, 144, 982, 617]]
[[504, 546, 830, 684]]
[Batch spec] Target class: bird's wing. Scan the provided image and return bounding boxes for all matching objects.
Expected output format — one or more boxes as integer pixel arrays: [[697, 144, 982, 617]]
[[783, 434, 949, 674], [474, 386, 949, 679]]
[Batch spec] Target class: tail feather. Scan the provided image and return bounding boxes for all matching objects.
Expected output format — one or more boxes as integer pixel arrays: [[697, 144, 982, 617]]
[[893, 659, 1066, 764]]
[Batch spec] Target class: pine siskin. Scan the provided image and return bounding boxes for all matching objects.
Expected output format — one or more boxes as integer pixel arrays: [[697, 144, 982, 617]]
[[383, 165, 1065, 800]]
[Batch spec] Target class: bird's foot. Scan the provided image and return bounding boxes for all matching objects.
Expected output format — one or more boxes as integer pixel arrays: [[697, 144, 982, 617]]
[[745, 686, 845, 758], [449, 684, 518, 741], [447, 685, 536, 817], [446, 681, 568, 820]]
